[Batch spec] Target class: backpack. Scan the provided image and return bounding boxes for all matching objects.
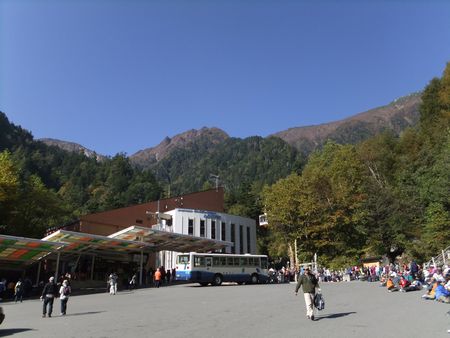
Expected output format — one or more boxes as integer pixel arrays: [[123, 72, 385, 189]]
[[63, 286, 71, 296], [314, 292, 325, 311]]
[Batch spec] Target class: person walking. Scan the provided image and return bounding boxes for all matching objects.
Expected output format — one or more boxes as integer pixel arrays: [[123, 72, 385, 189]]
[[108, 273, 118, 295], [294, 267, 320, 321], [59, 280, 71, 316], [129, 273, 137, 290], [41, 277, 58, 318], [154, 268, 162, 288], [14, 279, 24, 303]]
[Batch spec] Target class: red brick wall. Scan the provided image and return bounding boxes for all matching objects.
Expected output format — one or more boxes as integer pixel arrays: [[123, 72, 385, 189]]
[[78, 188, 225, 236]]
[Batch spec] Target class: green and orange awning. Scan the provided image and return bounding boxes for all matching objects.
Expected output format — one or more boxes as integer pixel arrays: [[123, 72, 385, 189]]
[[0, 234, 64, 264], [42, 230, 154, 254], [109, 225, 233, 253]]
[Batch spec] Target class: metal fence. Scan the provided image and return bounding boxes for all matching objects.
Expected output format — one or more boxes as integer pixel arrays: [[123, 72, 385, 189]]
[[424, 245, 450, 268]]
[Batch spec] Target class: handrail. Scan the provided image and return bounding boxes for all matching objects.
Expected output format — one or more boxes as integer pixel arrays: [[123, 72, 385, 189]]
[[424, 245, 450, 268]]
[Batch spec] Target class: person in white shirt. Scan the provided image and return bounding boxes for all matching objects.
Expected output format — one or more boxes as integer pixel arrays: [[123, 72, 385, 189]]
[[59, 280, 71, 316]]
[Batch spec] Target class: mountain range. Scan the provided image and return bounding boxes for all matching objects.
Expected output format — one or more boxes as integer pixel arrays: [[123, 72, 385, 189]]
[[39, 93, 421, 166]]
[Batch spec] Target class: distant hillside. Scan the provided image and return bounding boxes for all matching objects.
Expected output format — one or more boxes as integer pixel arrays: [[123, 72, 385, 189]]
[[151, 135, 303, 196], [39, 138, 107, 162], [272, 93, 421, 154], [6, 92, 423, 196], [129, 127, 229, 167]]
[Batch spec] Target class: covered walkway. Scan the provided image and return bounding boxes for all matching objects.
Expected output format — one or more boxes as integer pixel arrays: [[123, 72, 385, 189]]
[[0, 226, 232, 286]]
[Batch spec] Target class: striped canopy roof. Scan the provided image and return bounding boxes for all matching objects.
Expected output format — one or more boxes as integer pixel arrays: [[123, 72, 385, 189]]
[[0, 225, 232, 269], [42, 230, 155, 254], [109, 225, 233, 253], [0, 234, 64, 264]]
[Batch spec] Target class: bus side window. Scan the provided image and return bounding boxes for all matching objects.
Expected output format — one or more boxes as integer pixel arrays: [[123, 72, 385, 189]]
[[248, 257, 254, 266], [213, 257, 220, 266], [255, 258, 260, 267], [261, 257, 268, 269], [195, 256, 206, 267], [234, 257, 240, 266], [240, 257, 248, 266], [220, 257, 226, 266], [227, 257, 234, 266]]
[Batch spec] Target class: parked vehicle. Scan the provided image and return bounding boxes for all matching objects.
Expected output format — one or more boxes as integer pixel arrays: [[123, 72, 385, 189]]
[[175, 252, 269, 286]]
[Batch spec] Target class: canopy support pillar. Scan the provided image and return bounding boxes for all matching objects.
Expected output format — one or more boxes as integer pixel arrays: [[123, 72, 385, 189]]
[[139, 250, 143, 286], [91, 255, 95, 280], [54, 252, 61, 280], [36, 260, 42, 286]]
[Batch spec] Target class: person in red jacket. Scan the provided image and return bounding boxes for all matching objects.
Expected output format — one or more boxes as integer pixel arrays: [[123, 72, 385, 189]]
[[399, 276, 411, 292]]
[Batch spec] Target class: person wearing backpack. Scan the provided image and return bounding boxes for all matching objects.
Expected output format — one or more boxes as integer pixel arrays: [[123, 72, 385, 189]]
[[59, 280, 71, 316], [41, 276, 58, 317], [14, 279, 24, 303], [294, 267, 320, 321]]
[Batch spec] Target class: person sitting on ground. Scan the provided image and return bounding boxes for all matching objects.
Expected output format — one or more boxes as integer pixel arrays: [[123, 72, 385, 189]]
[[379, 274, 387, 287], [433, 268, 445, 283], [399, 276, 411, 292], [408, 279, 423, 291], [386, 277, 398, 292], [434, 280, 450, 303], [422, 279, 439, 300]]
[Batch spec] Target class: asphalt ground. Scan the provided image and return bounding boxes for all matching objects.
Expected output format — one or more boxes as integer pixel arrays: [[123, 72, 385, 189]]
[[0, 280, 449, 338]]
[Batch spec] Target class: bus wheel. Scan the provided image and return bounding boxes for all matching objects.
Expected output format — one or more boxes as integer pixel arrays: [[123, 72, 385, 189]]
[[200, 282, 209, 286], [213, 274, 223, 286], [251, 274, 259, 284]]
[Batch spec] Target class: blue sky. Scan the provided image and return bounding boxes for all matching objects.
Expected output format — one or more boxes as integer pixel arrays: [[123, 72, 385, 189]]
[[1, 0, 450, 156]]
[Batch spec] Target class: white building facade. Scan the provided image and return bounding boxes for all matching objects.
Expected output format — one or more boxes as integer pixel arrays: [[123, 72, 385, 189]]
[[156, 208, 257, 269]]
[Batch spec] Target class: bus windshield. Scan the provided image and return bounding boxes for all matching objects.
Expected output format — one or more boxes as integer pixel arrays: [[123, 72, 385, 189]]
[[177, 255, 190, 264]]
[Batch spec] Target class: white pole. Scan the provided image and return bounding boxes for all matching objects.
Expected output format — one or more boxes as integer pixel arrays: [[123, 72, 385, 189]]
[[294, 239, 298, 282], [314, 252, 317, 273], [442, 250, 447, 265]]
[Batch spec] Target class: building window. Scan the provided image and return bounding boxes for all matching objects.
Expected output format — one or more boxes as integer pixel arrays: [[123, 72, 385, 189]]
[[239, 225, 244, 254], [221, 222, 226, 240], [200, 220, 205, 237], [211, 220, 216, 239], [247, 227, 251, 253], [231, 224, 235, 253], [221, 222, 226, 253], [188, 219, 194, 236]]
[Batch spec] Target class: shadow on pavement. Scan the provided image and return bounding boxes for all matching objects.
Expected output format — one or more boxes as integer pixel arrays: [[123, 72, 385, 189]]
[[315, 312, 356, 320], [0, 328, 34, 336], [64, 311, 105, 317]]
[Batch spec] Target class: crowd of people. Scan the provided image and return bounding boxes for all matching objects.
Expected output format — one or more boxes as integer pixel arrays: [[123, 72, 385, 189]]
[[107, 266, 178, 293], [0, 277, 33, 303], [367, 261, 450, 304]]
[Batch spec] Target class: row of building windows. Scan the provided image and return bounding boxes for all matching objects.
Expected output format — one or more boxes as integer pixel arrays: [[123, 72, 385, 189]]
[[187, 219, 252, 254]]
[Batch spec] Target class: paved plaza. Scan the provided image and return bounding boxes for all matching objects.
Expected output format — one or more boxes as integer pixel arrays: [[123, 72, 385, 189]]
[[0, 281, 449, 338]]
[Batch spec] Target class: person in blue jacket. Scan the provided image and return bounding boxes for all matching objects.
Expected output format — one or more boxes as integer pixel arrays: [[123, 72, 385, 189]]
[[434, 281, 450, 303]]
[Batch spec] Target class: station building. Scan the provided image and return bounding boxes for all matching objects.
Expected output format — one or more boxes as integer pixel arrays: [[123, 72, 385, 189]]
[[64, 187, 257, 270], [0, 188, 257, 287]]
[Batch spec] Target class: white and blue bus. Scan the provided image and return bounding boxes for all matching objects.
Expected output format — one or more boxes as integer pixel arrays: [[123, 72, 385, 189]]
[[175, 252, 269, 286]]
